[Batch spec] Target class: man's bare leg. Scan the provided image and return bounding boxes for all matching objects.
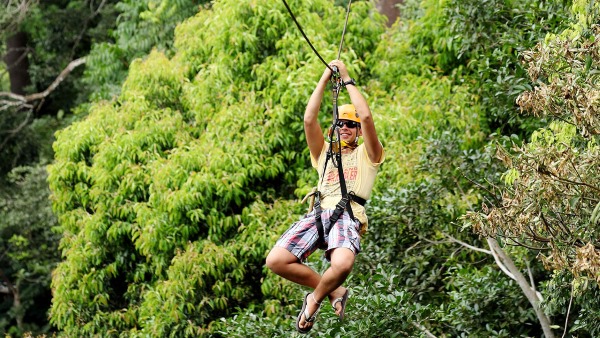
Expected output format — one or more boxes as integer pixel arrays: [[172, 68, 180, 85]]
[[265, 248, 349, 316], [291, 248, 355, 330], [266, 247, 321, 288]]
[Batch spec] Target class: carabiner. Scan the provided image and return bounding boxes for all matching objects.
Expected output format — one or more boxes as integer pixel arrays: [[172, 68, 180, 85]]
[[330, 65, 342, 88]]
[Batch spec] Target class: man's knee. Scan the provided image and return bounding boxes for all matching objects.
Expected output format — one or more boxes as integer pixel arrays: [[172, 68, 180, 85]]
[[265, 250, 280, 272], [331, 260, 354, 276], [266, 247, 295, 273], [330, 249, 355, 275]]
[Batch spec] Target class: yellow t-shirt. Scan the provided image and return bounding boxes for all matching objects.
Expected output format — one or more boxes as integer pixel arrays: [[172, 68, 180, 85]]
[[310, 141, 385, 232]]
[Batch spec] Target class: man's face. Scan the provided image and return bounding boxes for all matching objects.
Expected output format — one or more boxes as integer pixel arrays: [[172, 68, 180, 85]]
[[336, 119, 361, 143]]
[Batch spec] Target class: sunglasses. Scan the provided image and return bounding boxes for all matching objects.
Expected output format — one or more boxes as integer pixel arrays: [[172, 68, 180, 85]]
[[336, 120, 360, 129]]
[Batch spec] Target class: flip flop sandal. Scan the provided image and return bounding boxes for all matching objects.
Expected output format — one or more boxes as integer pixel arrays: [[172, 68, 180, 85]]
[[296, 293, 322, 334], [331, 289, 349, 322]]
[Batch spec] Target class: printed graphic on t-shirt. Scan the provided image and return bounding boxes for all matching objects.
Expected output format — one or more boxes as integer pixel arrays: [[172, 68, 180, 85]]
[[320, 151, 358, 200]]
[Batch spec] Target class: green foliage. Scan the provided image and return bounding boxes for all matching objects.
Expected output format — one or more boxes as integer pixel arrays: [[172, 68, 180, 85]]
[[18, 0, 120, 113], [213, 263, 431, 337], [542, 271, 600, 336], [442, 266, 537, 337], [39, 0, 600, 336], [0, 0, 121, 179], [464, 0, 600, 335], [360, 70, 486, 186], [0, 111, 38, 176], [0, 0, 204, 175], [385, 0, 571, 136], [361, 129, 544, 335], [0, 103, 77, 177], [443, 0, 571, 135], [468, 2, 600, 278], [1, 3, 207, 331], [0, 165, 60, 336], [48, 0, 385, 335], [84, 0, 208, 101]]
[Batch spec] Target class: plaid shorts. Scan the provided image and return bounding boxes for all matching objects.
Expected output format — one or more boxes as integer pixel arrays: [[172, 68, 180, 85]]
[[275, 209, 361, 262]]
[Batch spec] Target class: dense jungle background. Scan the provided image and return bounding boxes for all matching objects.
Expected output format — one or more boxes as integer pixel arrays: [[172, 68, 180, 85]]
[[1, 0, 600, 337]]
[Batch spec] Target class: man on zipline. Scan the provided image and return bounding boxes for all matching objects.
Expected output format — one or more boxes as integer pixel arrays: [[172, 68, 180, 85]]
[[266, 59, 385, 333]]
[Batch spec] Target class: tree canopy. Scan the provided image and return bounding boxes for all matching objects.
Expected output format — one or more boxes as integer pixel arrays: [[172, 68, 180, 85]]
[[48, 0, 386, 335], [3, 0, 600, 336]]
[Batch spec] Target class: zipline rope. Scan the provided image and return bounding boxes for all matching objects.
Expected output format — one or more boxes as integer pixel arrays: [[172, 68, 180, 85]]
[[337, 0, 353, 60], [280, 0, 352, 72]]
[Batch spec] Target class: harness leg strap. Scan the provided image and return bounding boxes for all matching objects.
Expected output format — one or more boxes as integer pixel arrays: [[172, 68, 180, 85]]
[[313, 193, 326, 247]]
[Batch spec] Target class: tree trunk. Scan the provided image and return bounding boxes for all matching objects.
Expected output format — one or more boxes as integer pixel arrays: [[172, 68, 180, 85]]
[[3, 31, 31, 95], [14, 286, 23, 331], [376, 0, 403, 27], [487, 238, 555, 338], [0, 269, 23, 331]]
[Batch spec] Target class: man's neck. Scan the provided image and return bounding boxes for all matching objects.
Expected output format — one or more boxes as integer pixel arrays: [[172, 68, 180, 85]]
[[341, 144, 358, 153]]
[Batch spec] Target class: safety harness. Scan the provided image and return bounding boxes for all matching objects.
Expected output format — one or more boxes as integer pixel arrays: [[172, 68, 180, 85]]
[[311, 158, 367, 247]]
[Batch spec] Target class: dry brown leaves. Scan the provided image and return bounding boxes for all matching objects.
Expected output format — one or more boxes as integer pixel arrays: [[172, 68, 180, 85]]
[[467, 24, 600, 282]]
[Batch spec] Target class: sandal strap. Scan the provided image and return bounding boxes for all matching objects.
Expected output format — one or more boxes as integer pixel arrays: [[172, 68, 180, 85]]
[[310, 293, 322, 306], [304, 308, 319, 322], [304, 293, 322, 322]]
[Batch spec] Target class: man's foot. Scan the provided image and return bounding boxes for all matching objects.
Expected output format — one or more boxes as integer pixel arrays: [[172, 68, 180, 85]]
[[329, 287, 349, 320], [329, 286, 348, 316], [296, 293, 321, 333]]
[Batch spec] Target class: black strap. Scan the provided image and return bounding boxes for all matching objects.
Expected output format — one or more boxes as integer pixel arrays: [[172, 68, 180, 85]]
[[313, 191, 325, 246], [313, 192, 325, 247], [331, 149, 354, 221], [351, 193, 366, 206], [313, 189, 366, 247], [313, 148, 331, 247]]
